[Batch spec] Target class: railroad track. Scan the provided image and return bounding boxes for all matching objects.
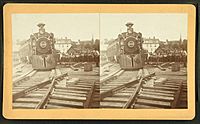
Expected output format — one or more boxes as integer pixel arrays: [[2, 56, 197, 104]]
[[13, 66, 186, 109], [12, 70, 55, 109], [44, 78, 99, 109], [13, 69, 99, 109], [100, 70, 139, 92], [100, 71, 187, 109], [13, 69, 36, 86], [12, 71, 51, 94], [132, 79, 187, 109]]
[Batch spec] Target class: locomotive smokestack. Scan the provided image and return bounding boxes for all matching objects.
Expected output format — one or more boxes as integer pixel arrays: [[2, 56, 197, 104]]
[[37, 23, 45, 34], [37, 23, 45, 29], [126, 22, 134, 28], [126, 22, 134, 34]]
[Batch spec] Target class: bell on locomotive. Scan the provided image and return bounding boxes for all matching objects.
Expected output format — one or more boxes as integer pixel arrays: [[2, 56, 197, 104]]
[[118, 22, 144, 70], [30, 23, 57, 70]]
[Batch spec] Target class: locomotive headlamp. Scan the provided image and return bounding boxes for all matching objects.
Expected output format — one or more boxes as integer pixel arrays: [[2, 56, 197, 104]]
[[127, 40, 135, 47], [40, 41, 47, 48]]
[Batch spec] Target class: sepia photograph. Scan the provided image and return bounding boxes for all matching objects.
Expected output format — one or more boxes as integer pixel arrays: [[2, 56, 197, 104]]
[[12, 13, 189, 110], [12, 14, 100, 109], [100, 14, 188, 109], [3, 4, 195, 119]]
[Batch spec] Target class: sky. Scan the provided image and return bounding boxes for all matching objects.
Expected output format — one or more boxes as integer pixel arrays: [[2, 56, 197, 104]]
[[100, 13, 187, 41], [12, 14, 100, 43], [100, 13, 187, 50], [12, 13, 187, 47]]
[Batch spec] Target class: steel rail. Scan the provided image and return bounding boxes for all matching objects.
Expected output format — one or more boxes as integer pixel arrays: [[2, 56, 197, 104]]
[[83, 81, 96, 108], [36, 78, 56, 109], [36, 72, 68, 109], [100, 72, 155, 100], [13, 79, 51, 101], [123, 77, 144, 108], [171, 81, 183, 108], [13, 69, 36, 85], [100, 69, 123, 85]]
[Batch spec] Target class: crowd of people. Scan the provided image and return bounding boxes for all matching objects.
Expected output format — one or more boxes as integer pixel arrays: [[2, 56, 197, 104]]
[[146, 50, 187, 66], [58, 50, 100, 66]]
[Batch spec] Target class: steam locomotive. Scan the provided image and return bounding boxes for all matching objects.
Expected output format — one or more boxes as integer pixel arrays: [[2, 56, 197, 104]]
[[30, 23, 57, 70], [19, 23, 57, 70], [107, 22, 145, 70]]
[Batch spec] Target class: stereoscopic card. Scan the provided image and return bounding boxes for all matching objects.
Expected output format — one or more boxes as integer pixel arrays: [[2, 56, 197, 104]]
[[3, 4, 196, 119]]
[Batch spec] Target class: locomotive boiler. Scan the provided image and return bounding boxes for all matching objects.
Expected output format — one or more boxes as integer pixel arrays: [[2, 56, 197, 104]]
[[29, 23, 57, 70], [117, 22, 144, 70]]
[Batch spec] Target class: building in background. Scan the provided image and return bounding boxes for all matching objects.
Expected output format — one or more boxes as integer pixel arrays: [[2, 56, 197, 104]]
[[142, 36, 160, 53], [106, 39, 120, 62], [66, 38, 99, 55], [54, 37, 72, 54]]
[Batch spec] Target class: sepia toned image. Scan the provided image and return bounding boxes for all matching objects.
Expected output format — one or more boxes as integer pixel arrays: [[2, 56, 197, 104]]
[[100, 14, 188, 109], [12, 14, 100, 109], [3, 4, 195, 119], [12, 13, 189, 110]]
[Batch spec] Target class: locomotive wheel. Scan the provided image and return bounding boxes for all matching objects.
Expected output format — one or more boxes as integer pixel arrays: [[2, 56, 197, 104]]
[[124, 37, 139, 54], [36, 37, 51, 54]]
